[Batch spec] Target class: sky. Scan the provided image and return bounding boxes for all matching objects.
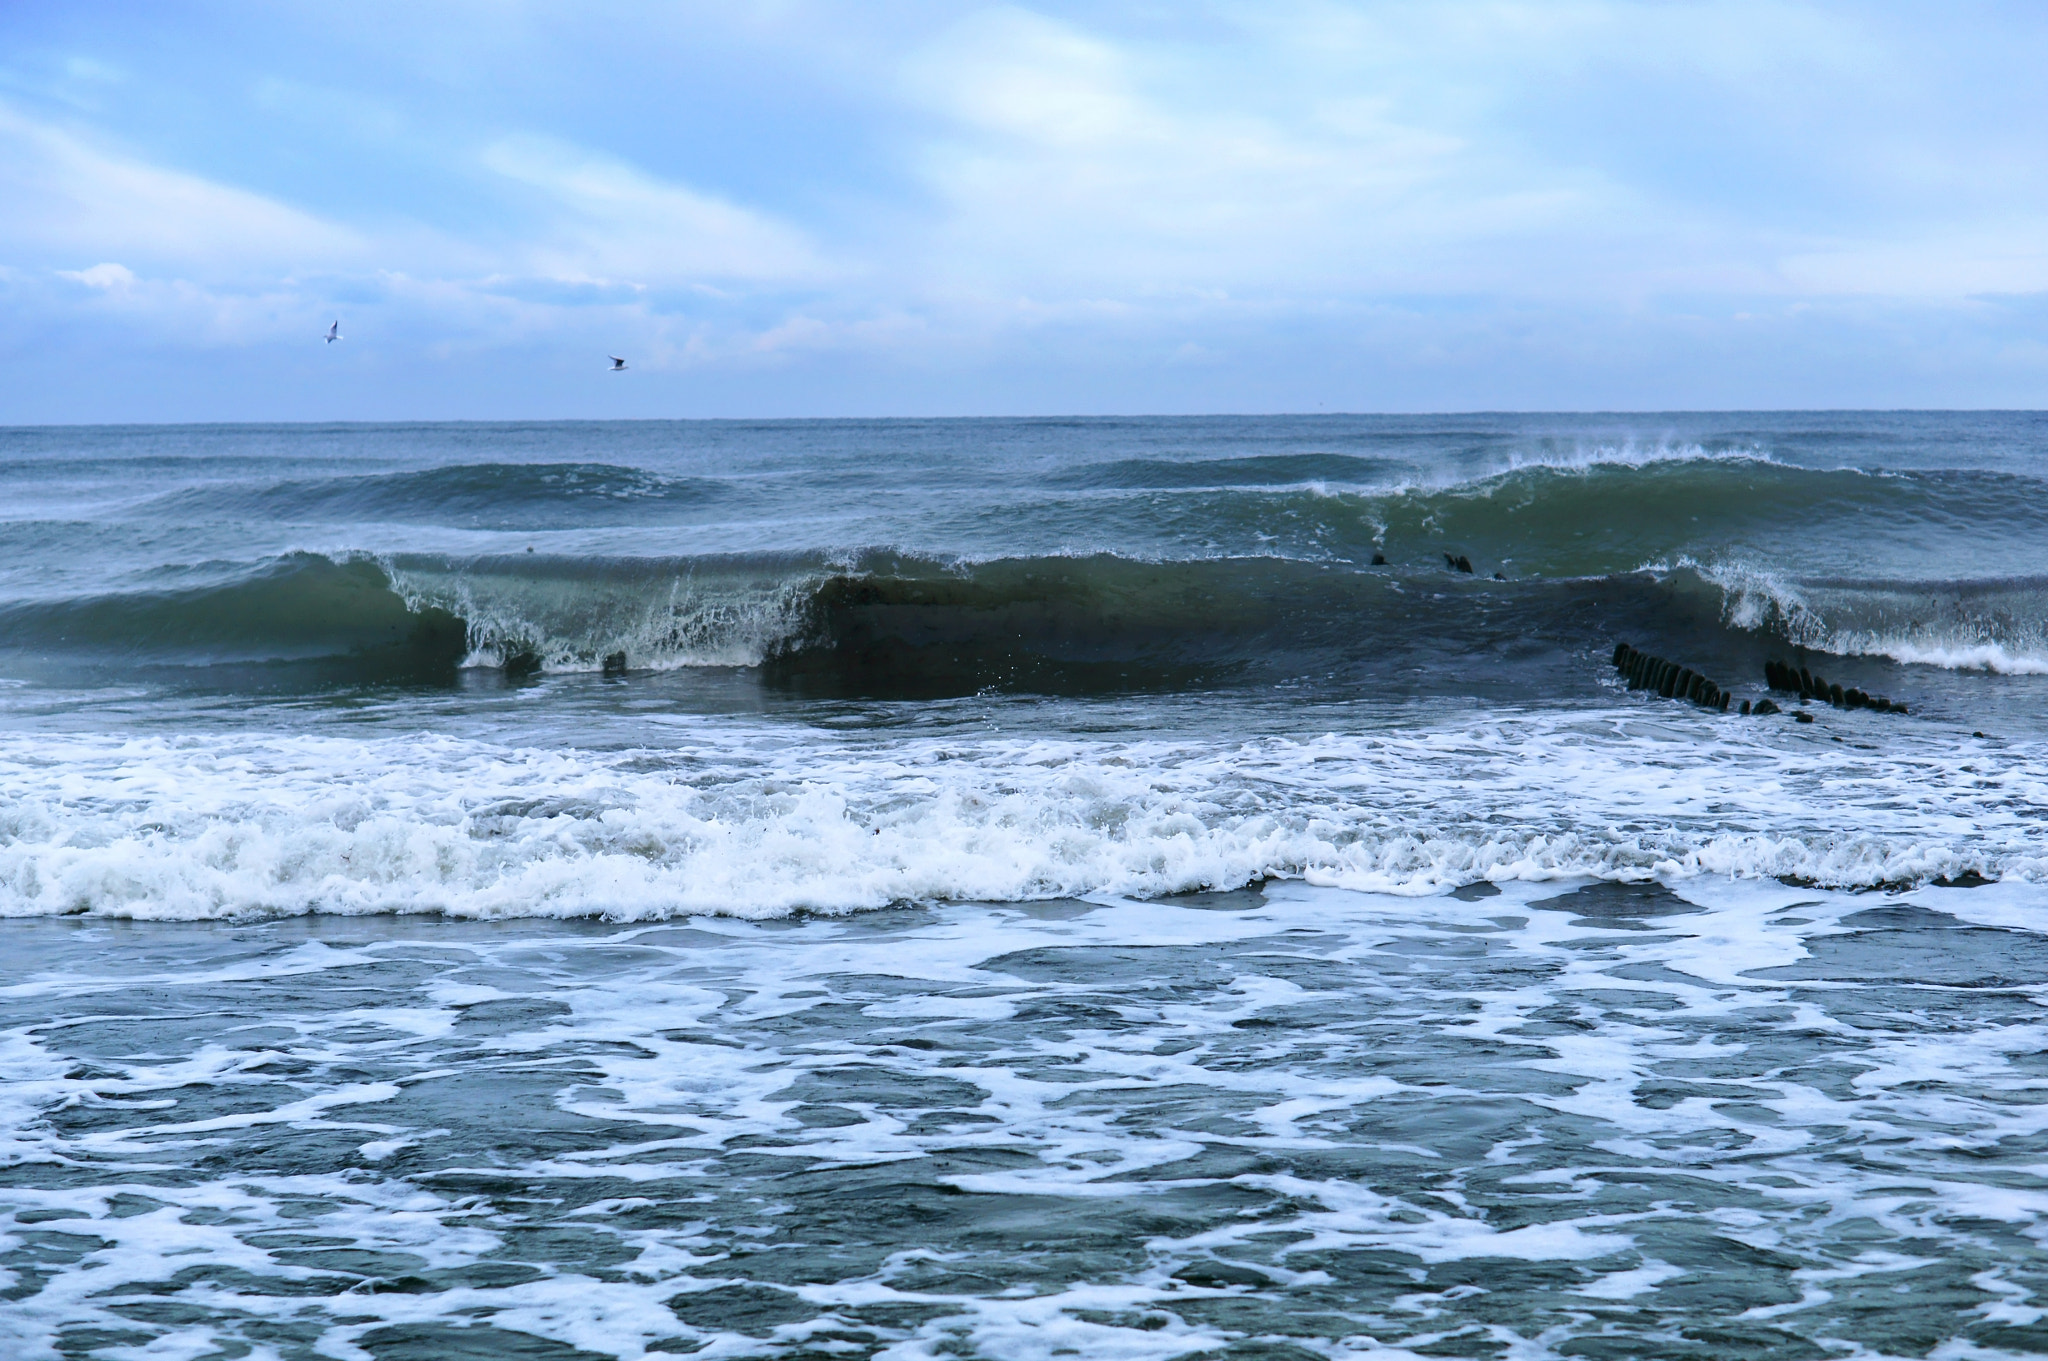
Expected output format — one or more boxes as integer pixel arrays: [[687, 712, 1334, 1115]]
[[1, 1, 2045, 421]]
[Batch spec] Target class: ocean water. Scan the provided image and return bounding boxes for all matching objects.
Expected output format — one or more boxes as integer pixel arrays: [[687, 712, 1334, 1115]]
[[3, 413, 2046, 1358]]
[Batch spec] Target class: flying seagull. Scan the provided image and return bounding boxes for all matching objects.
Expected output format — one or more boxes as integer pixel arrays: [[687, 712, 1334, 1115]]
[[324, 321, 341, 344], [608, 355, 628, 371]]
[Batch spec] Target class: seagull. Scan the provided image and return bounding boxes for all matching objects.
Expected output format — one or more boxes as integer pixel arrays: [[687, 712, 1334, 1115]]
[[324, 321, 341, 344], [608, 355, 628, 371]]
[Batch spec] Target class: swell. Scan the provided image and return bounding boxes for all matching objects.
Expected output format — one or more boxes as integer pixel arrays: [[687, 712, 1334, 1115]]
[[1213, 458, 2048, 580], [0, 554, 469, 683], [134, 461, 729, 530], [1050, 437, 1761, 493], [5, 547, 2048, 696], [0, 548, 1718, 694], [32, 453, 2048, 581]]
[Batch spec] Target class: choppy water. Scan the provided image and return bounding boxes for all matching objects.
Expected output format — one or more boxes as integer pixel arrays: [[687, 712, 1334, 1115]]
[[3, 414, 2047, 1356]]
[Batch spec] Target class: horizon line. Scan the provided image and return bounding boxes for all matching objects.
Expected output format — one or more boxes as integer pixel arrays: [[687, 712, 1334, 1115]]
[[6, 407, 2046, 432]]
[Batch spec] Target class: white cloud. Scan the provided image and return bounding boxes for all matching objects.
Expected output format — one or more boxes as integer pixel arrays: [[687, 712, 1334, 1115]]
[[1779, 228, 2048, 298], [879, 2, 2048, 322], [57, 261, 135, 289], [480, 135, 824, 286], [894, 7, 1617, 305], [0, 102, 836, 360], [911, 9, 1154, 146], [0, 101, 361, 275]]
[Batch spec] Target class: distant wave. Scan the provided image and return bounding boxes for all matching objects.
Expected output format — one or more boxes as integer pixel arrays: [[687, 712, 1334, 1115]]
[[1047, 457, 2048, 586], [71, 452, 2048, 580], [1054, 440, 1773, 495], [1049, 451, 1411, 491], [135, 461, 729, 530]]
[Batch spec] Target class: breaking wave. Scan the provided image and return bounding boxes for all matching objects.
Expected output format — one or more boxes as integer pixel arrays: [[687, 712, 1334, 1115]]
[[2, 722, 2040, 920], [7, 452, 2048, 697], [5, 546, 2048, 699], [1701, 559, 2048, 674]]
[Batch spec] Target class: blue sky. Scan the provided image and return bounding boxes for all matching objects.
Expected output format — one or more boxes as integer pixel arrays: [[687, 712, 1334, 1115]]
[[1, 1, 2044, 420]]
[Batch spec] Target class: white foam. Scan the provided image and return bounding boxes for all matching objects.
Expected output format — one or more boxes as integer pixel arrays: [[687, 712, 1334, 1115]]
[[1491, 438, 1774, 476], [1689, 556, 2048, 675], [1831, 636, 2048, 676], [8, 880, 2048, 1357], [1340, 442, 1780, 510], [380, 555, 820, 672], [2, 709, 2043, 921]]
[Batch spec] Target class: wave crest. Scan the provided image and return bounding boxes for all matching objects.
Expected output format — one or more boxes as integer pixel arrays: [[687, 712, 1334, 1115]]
[[384, 553, 824, 671], [1693, 558, 2048, 675]]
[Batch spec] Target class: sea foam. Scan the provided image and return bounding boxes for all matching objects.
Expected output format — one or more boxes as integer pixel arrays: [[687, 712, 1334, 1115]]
[[1685, 557, 2048, 675], [3, 712, 2039, 920]]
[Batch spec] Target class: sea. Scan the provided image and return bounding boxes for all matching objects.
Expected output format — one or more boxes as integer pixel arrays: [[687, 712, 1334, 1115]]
[[2, 412, 2046, 1359]]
